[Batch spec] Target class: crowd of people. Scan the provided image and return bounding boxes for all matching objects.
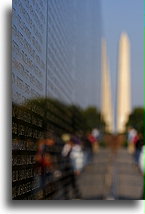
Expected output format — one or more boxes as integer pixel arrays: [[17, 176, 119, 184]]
[[127, 127, 144, 174], [34, 127, 144, 199], [34, 129, 100, 199], [61, 131, 99, 173]]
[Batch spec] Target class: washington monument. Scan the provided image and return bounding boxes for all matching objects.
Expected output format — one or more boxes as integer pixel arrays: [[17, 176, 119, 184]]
[[116, 33, 131, 133], [101, 39, 114, 133], [101, 33, 131, 133]]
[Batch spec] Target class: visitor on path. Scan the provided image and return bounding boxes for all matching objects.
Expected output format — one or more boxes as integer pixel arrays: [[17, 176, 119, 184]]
[[139, 145, 145, 174], [134, 133, 144, 164], [92, 128, 100, 152], [35, 135, 60, 189], [61, 134, 81, 199], [82, 134, 93, 166], [62, 134, 84, 173], [69, 136, 84, 174], [127, 127, 137, 154]]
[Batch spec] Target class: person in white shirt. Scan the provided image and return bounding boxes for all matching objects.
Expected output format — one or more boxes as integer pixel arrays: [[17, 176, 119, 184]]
[[139, 145, 144, 174]]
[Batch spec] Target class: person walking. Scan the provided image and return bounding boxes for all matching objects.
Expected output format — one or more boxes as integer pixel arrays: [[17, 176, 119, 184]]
[[134, 133, 144, 164], [35, 135, 57, 189], [61, 135, 81, 199]]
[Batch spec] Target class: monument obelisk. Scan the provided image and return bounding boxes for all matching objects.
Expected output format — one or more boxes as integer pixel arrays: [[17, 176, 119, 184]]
[[101, 39, 114, 133], [117, 33, 131, 133]]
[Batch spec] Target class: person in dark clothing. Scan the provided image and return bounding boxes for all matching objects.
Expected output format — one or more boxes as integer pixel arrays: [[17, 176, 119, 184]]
[[81, 135, 93, 166], [35, 135, 57, 189], [134, 133, 144, 164]]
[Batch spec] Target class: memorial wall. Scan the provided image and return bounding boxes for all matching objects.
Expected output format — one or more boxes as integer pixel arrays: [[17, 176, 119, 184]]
[[46, 0, 75, 105], [12, 0, 102, 199], [12, 0, 47, 104]]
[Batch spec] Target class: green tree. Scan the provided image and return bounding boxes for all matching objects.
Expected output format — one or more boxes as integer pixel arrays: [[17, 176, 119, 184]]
[[126, 107, 144, 134], [82, 106, 105, 132]]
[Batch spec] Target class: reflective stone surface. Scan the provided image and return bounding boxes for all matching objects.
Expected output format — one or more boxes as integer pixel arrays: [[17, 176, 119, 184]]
[[12, 0, 102, 200]]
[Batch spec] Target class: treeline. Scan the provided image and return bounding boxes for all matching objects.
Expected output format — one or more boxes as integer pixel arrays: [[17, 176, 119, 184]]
[[12, 97, 106, 138], [126, 107, 144, 135]]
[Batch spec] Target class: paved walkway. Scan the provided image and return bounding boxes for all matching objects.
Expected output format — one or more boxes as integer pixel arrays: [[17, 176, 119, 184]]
[[77, 148, 143, 200]]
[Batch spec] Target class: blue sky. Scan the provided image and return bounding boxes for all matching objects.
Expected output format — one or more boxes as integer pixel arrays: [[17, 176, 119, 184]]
[[101, 0, 143, 109]]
